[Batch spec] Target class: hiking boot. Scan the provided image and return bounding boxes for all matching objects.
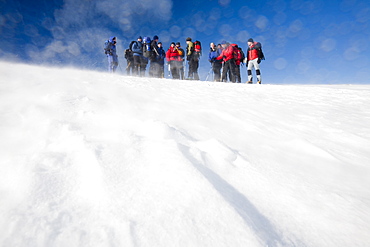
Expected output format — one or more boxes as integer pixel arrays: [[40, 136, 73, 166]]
[[247, 81, 253, 84], [257, 81, 261, 84]]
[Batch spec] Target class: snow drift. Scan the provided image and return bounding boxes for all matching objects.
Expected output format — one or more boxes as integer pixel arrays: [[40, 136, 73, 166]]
[[1, 61, 370, 247]]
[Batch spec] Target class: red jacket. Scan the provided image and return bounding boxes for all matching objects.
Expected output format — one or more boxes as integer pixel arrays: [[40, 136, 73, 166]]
[[166, 47, 182, 61], [247, 42, 260, 61], [216, 45, 235, 62]]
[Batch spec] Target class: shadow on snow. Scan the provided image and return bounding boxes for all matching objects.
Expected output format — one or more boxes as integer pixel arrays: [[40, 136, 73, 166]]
[[178, 143, 291, 247]]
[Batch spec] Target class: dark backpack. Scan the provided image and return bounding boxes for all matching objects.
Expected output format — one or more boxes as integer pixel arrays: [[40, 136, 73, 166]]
[[256, 42, 265, 61], [129, 40, 137, 51], [124, 49, 132, 60], [240, 48, 245, 61], [124, 40, 136, 59]]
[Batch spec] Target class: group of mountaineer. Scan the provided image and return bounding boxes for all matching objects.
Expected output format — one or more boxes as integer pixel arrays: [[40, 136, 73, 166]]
[[104, 35, 265, 84]]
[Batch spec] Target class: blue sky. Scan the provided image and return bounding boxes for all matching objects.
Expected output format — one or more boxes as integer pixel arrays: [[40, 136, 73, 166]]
[[1, 0, 370, 83]]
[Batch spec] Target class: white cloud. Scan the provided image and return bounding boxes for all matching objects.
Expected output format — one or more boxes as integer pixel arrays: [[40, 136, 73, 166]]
[[320, 39, 336, 52], [274, 58, 288, 70], [255, 15, 269, 31]]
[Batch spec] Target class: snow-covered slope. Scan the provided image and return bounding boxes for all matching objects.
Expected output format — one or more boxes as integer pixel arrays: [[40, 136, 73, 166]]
[[1, 61, 369, 247]]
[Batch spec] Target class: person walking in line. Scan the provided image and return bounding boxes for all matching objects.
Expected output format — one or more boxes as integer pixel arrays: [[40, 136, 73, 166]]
[[175, 42, 185, 80], [231, 44, 243, 83], [124, 48, 134, 75], [208, 42, 222, 81], [246, 38, 264, 84], [124, 40, 136, 75], [238, 46, 246, 82], [131, 36, 144, 76], [217, 41, 236, 82], [149, 35, 161, 78], [157, 42, 166, 78], [186, 37, 200, 80], [105, 36, 118, 73], [166, 42, 181, 79]]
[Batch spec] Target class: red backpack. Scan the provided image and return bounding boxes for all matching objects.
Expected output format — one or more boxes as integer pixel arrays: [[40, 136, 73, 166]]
[[193, 40, 202, 55], [231, 44, 242, 62]]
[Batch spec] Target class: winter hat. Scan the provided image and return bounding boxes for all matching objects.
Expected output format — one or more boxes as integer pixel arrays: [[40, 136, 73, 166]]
[[153, 35, 159, 40], [248, 38, 254, 43], [138, 36, 142, 40], [186, 37, 192, 41], [220, 40, 227, 45], [176, 42, 181, 46], [158, 42, 162, 45], [171, 42, 176, 45]]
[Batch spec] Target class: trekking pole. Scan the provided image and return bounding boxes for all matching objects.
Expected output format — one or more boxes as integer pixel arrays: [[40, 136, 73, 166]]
[[184, 61, 187, 79], [167, 63, 171, 78], [181, 61, 185, 80], [205, 67, 213, 81]]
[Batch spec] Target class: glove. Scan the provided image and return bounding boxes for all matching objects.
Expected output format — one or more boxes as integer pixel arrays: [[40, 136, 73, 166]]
[[257, 58, 261, 64]]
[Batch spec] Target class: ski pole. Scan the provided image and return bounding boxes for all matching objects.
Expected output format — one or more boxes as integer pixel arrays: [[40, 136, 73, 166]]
[[205, 67, 213, 81]]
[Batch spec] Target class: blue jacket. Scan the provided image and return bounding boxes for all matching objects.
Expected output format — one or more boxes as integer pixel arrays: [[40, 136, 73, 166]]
[[208, 48, 222, 63], [157, 47, 166, 65], [131, 41, 143, 56]]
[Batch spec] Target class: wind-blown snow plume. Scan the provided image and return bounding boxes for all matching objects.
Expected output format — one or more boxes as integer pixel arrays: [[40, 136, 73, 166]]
[[15, 0, 173, 68]]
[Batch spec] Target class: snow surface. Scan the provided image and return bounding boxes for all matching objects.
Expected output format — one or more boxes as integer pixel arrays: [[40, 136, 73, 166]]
[[1, 61, 370, 247]]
